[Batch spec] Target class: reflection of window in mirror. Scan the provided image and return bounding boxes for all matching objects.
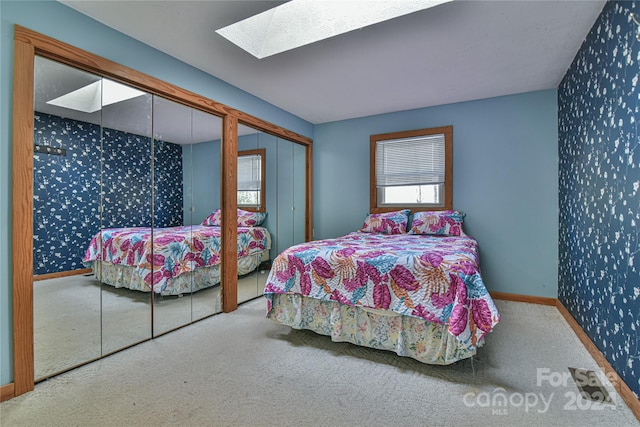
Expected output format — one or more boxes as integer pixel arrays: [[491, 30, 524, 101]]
[[238, 148, 265, 212]]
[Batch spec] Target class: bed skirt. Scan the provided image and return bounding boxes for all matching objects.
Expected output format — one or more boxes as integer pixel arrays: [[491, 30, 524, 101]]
[[266, 293, 481, 365], [91, 249, 268, 296]]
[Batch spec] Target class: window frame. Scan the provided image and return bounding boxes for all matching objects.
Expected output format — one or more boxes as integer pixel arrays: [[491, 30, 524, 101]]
[[370, 125, 453, 213], [237, 148, 266, 212]]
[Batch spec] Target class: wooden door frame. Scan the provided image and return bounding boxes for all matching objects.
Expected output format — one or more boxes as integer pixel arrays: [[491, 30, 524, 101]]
[[11, 25, 313, 397]]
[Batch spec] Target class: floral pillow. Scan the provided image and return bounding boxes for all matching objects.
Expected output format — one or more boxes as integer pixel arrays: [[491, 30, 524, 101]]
[[201, 208, 266, 227], [237, 209, 266, 227], [408, 210, 466, 236], [360, 209, 410, 234]]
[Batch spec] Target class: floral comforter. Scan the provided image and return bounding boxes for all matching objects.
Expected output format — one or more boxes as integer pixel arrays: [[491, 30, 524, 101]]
[[84, 225, 269, 293], [264, 232, 500, 350]]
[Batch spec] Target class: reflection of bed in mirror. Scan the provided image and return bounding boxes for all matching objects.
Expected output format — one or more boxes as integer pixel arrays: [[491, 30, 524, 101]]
[[83, 224, 271, 296]]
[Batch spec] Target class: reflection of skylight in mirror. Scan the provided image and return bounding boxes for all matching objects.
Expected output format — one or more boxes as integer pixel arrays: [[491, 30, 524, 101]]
[[46, 79, 146, 113], [46, 80, 102, 113], [216, 0, 453, 59]]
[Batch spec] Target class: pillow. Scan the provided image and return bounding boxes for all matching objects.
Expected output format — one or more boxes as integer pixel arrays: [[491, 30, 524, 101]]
[[359, 209, 410, 234], [201, 208, 266, 227], [237, 209, 266, 227], [408, 210, 466, 236]]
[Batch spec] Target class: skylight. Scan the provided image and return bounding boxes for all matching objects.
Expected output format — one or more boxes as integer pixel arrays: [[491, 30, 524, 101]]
[[216, 0, 453, 59], [46, 78, 146, 113]]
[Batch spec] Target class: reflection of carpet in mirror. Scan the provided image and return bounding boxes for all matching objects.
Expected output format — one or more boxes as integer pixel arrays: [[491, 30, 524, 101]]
[[33, 273, 225, 381], [237, 270, 268, 304], [34, 275, 102, 380]]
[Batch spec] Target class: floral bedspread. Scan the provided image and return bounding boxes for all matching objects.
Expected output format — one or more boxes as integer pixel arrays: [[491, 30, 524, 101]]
[[264, 232, 500, 350], [84, 225, 269, 293]]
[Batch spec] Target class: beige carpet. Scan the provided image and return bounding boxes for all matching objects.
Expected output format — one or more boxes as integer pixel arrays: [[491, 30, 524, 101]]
[[4, 298, 639, 426], [33, 272, 266, 380]]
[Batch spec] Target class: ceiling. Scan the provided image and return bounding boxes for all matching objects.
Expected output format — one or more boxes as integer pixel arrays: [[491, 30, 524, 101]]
[[56, 0, 606, 125]]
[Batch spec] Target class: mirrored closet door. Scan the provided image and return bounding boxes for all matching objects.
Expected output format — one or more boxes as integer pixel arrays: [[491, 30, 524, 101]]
[[236, 125, 268, 304], [183, 107, 224, 322], [236, 125, 307, 304], [32, 56, 224, 380], [98, 74, 154, 356], [275, 135, 307, 255], [151, 96, 191, 336], [152, 98, 223, 334], [32, 57, 105, 379], [16, 28, 313, 395]]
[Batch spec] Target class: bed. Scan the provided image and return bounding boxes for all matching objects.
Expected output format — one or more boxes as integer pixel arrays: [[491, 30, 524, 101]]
[[263, 209, 500, 365], [83, 209, 271, 296]]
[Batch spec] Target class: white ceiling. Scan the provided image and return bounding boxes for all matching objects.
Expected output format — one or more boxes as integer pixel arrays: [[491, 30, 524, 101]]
[[57, 0, 606, 125]]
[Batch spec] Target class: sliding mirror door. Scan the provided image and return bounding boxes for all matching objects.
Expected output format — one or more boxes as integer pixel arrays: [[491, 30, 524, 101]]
[[15, 28, 314, 396], [189, 108, 223, 320], [151, 98, 223, 335], [151, 97, 193, 335], [99, 75, 153, 355], [235, 125, 307, 304], [292, 141, 307, 246], [31, 54, 227, 381], [32, 56, 159, 375], [32, 57, 103, 380], [236, 125, 270, 303], [275, 137, 307, 255]]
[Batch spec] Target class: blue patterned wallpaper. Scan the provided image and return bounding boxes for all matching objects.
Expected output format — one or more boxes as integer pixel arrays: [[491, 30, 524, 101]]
[[558, 1, 639, 399], [33, 113, 184, 275]]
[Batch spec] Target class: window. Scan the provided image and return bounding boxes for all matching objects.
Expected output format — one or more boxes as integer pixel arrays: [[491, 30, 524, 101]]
[[370, 126, 452, 212], [237, 148, 266, 212]]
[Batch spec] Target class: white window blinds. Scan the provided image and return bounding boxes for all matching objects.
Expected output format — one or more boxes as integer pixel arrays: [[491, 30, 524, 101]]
[[376, 134, 445, 187], [238, 154, 261, 191]]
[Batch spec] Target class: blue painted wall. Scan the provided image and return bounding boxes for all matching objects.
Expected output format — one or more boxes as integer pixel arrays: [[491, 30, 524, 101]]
[[558, 0, 640, 399], [313, 90, 559, 302], [183, 140, 222, 227], [0, 0, 313, 386]]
